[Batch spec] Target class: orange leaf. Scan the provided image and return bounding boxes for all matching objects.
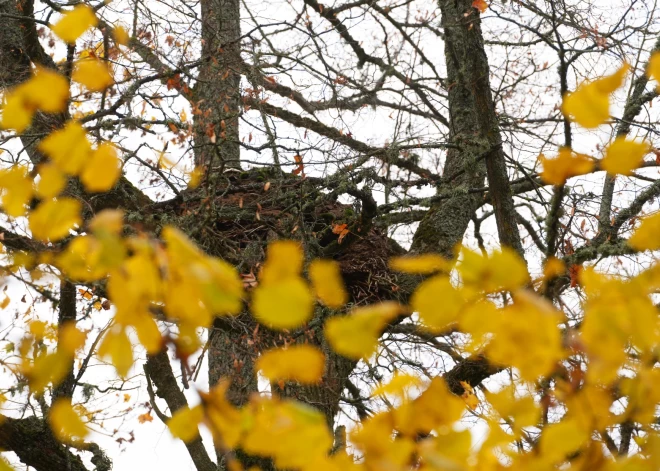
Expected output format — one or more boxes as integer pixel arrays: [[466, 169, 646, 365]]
[[472, 0, 488, 13]]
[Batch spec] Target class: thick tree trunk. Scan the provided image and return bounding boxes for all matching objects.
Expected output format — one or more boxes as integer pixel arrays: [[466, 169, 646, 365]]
[[193, 0, 243, 173], [411, 0, 522, 257]]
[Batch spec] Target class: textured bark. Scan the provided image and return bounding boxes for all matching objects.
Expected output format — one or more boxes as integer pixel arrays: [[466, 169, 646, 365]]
[[412, 0, 522, 257], [52, 281, 77, 401], [0, 416, 89, 471], [193, 0, 242, 172], [410, 1, 488, 257]]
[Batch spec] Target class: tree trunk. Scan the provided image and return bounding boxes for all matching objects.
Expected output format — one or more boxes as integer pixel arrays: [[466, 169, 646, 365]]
[[411, 0, 522, 257], [193, 0, 243, 173]]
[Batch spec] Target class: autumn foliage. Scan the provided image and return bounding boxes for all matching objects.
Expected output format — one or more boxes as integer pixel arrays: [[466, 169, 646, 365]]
[[2, 3, 660, 471]]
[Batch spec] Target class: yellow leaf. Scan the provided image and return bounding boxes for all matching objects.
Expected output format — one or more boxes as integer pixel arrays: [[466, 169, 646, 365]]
[[167, 405, 204, 442], [0, 165, 34, 217], [540, 148, 595, 185], [0, 457, 14, 471], [130, 311, 162, 354], [72, 59, 114, 92], [89, 209, 124, 234], [80, 143, 121, 192], [418, 429, 473, 470], [543, 257, 566, 279], [458, 247, 529, 293], [0, 90, 34, 132], [98, 327, 133, 377], [23, 351, 71, 393], [162, 226, 243, 319], [256, 344, 325, 384], [29, 320, 48, 339], [538, 418, 589, 464], [487, 291, 564, 381], [51, 5, 98, 44], [59, 322, 87, 356], [372, 373, 422, 398], [113, 25, 130, 46], [308, 259, 347, 309], [411, 276, 465, 332], [487, 385, 540, 436], [0, 67, 69, 132], [396, 377, 465, 435], [39, 122, 92, 175], [601, 137, 650, 176], [49, 398, 89, 443], [36, 164, 66, 199], [389, 253, 449, 274], [260, 240, 304, 284], [629, 212, 660, 251], [251, 278, 314, 330], [647, 52, 660, 88], [29, 197, 81, 242], [188, 166, 203, 189], [200, 381, 243, 448], [242, 398, 333, 469], [561, 64, 629, 128], [20, 66, 70, 113], [324, 302, 402, 359]]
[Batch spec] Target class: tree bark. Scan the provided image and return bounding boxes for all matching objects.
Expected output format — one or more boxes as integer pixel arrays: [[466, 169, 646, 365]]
[[193, 0, 243, 173], [411, 0, 522, 257]]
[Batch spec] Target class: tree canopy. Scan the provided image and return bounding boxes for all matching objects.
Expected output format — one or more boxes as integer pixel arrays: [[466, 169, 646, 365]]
[[1, 0, 660, 470]]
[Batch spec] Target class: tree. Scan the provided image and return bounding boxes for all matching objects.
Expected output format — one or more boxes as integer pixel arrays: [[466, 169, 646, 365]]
[[1, 0, 660, 470]]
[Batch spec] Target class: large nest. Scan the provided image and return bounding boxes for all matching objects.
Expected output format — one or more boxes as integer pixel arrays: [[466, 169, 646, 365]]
[[151, 168, 403, 304]]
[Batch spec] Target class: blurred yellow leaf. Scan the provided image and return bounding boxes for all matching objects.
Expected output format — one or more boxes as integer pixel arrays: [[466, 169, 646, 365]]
[[0, 165, 34, 217], [411, 276, 465, 332], [308, 259, 347, 309], [252, 278, 314, 330], [260, 240, 304, 284], [59, 322, 87, 356], [629, 212, 660, 251], [647, 51, 660, 89], [72, 59, 114, 92], [130, 311, 162, 354], [167, 405, 204, 442], [538, 418, 589, 465], [22, 351, 71, 393], [49, 398, 89, 443], [36, 164, 66, 199], [487, 385, 540, 436], [98, 327, 133, 377], [80, 143, 121, 192], [562, 63, 628, 128], [389, 253, 449, 275], [458, 247, 529, 293], [601, 137, 650, 176], [488, 291, 564, 381], [257, 344, 325, 384], [89, 209, 124, 234], [324, 302, 402, 359], [543, 257, 566, 279], [113, 25, 130, 46], [0, 67, 69, 132], [188, 166, 203, 189], [20, 67, 70, 113], [29, 320, 47, 339], [51, 5, 98, 44], [372, 373, 422, 398], [29, 198, 81, 242], [39, 122, 92, 175], [0, 90, 34, 132], [540, 148, 595, 185]]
